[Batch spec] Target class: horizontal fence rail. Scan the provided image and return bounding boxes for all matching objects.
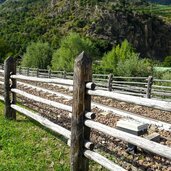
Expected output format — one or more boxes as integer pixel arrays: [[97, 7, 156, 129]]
[[11, 88, 72, 112], [87, 89, 171, 112], [84, 150, 126, 171], [11, 104, 71, 139], [0, 55, 171, 171], [11, 75, 73, 86], [0, 64, 171, 100], [84, 119, 171, 160]]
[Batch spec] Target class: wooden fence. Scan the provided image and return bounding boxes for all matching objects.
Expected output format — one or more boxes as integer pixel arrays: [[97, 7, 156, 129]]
[[0, 65, 171, 101], [0, 53, 171, 170], [0, 64, 170, 100]]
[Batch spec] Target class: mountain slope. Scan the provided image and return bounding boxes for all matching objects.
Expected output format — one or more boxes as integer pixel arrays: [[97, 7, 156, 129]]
[[0, 0, 5, 3], [147, 0, 171, 5], [0, 0, 171, 60]]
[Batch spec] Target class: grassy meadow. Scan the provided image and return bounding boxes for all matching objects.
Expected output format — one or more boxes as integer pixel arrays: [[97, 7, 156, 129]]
[[0, 102, 70, 171], [0, 102, 106, 171]]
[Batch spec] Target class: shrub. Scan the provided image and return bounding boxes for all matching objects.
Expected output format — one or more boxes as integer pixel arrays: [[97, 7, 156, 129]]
[[163, 56, 171, 67], [100, 39, 152, 76], [117, 55, 152, 77], [51, 32, 98, 71], [161, 71, 171, 86], [21, 42, 52, 69]]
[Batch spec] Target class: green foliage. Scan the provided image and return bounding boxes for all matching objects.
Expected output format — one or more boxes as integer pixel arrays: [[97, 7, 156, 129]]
[[134, 3, 171, 23], [101, 40, 136, 72], [0, 0, 170, 61], [0, 38, 11, 63], [92, 39, 112, 57], [0, 102, 70, 171], [52, 32, 98, 71], [100, 40, 152, 76], [161, 71, 171, 86], [21, 42, 52, 69], [153, 71, 171, 87], [162, 71, 171, 80], [74, 19, 87, 28], [117, 55, 152, 76], [163, 56, 171, 67], [79, 0, 98, 6]]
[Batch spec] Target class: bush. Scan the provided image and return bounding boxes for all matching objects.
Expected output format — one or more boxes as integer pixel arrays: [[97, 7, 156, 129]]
[[163, 56, 171, 67], [52, 32, 98, 71], [161, 71, 171, 86], [100, 39, 152, 76], [21, 42, 52, 69], [117, 55, 152, 77]]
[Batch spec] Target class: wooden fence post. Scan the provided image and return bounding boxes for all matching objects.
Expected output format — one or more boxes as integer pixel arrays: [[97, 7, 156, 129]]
[[19, 66, 21, 74], [146, 76, 153, 98], [36, 68, 39, 77], [4, 56, 16, 119], [27, 67, 30, 76], [108, 73, 113, 91], [71, 52, 92, 171], [48, 69, 51, 78], [63, 71, 66, 79]]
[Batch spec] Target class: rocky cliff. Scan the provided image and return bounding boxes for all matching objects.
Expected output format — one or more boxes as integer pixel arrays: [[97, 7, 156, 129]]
[[0, 0, 171, 60], [85, 9, 171, 60]]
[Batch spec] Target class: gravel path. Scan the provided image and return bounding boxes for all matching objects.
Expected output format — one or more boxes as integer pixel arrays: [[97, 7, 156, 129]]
[[15, 81, 171, 171]]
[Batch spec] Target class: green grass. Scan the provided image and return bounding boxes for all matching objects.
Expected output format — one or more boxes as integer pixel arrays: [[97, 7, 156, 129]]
[[0, 102, 70, 171], [0, 102, 110, 171], [134, 4, 171, 23]]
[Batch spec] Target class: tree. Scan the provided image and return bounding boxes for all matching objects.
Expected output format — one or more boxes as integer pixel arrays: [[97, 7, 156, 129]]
[[101, 39, 136, 73], [100, 39, 152, 76], [21, 42, 52, 69], [52, 32, 98, 71], [0, 38, 11, 63]]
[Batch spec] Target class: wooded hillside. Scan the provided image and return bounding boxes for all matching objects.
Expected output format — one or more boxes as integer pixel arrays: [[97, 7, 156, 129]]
[[0, 0, 171, 61]]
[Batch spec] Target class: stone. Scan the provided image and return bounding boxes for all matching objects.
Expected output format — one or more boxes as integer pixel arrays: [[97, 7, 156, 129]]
[[116, 119, 148, 134], [100, 112, 110, 116], [116, 119, 148, 154], [133, 105, 142, 110], [68, 113, 72, 118], [149, 125, 158, 132], [119, 102, 126, 106]]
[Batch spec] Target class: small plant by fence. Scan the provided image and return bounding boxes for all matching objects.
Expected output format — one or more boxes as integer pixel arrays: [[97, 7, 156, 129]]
[[0, 53, 171, 170]]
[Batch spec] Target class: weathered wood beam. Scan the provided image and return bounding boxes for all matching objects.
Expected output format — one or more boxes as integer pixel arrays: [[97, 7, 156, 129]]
[[11, 88, 72, 112], [11, 75, 73, 86], [4, 56, 16, 119], [146, 76, 153, 98], [17, 81, 72, 100], [84, 150, 126, 171], [87, 89, 171, 111], [84, 119, 171, 160], [11, 104, 71, 139], [71, 52, 92, 171]]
